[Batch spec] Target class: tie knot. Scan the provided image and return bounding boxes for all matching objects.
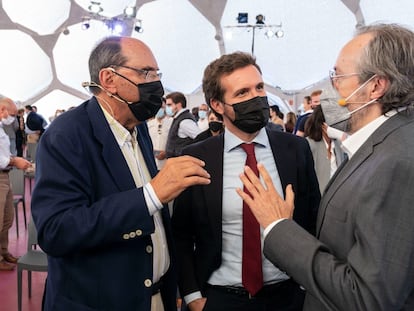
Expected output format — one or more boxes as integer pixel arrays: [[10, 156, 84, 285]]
[[241, 143, 255, 156]]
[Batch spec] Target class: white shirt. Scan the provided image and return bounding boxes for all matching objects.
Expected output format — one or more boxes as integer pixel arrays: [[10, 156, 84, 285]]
[[185, 127, 289, 304], [197, 118, 209, 131], [175, 109, 202, 139], [147, 116, 173, 169], [100, 105, 170, 283], [0, 123, 11, 169]]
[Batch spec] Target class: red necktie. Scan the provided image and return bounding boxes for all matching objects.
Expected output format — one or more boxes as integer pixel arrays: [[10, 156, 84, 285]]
[[240, 143, 263, 296]]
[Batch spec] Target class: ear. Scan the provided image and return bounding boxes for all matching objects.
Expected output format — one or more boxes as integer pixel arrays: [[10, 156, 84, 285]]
[[210, 99, 224, 115], [370, 76, 389, 99], [99, 68, 117, 94]]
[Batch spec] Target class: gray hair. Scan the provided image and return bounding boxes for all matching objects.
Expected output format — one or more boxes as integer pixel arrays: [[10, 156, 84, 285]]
[[356, 23, 414, 112], [88, 36, 127, 94]]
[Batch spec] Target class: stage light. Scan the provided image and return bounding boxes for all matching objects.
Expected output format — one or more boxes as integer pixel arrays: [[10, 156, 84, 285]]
[[124, 6, 136, 18], [275, 29, 284, 38], [237, 13, 248, 24], [134, 20, 143, 33], [88, 1, 103, 14], [256, 14, 265, 25], [265, 29, 275, 38], [81, 17, 90, 30]]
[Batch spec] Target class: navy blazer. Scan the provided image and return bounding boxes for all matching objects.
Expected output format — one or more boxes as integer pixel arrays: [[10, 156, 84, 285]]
[[172, 129, 320, 297], [31, 97, 176, 311]]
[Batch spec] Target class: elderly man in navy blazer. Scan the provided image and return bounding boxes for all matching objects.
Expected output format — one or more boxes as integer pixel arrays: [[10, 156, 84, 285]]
[[31, 36, 210, 311]]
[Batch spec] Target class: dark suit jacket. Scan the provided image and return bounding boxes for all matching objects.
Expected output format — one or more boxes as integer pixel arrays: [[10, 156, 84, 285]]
[[31, 97, 177, 311], [263, 111, 414, 310], [171, 129, 320, 297]]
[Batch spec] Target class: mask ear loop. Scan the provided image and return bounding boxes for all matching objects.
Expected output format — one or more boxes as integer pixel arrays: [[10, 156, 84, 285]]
[[81, 81, 115, 118]]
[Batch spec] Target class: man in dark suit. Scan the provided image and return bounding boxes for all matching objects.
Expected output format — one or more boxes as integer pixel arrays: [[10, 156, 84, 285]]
[[172, 52, 320, 311], [238, 23, 414, 310], [31, 36, 210, 311]]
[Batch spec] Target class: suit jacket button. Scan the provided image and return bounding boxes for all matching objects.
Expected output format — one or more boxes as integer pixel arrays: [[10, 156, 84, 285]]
[[144, 279, 152, 288], [129, 231, 136, 238], [146, 245, 153, 253], [136, 229, 143, 236], [123, 234, 130, 240]]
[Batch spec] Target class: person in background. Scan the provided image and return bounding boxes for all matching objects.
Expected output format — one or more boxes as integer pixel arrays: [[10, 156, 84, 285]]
[[2, 111, 18, 156], [237, 23, 414, 311], [25, 104, 46, 141], [191, 106, 199, 122], [295, 90, 322, 137], [172, 51, 320, 311], [0, 97, 31, 271], [194, 110, 224, 142], [304, 105, 345, 194], [267, 104, 285, 131], [197, 103, 209, 131], [15, 108, 25, 157], [147, 98, 173, 169], [284, 111, 297, 133], [31, 36, 210, 311], [165, 92, 201, 158]]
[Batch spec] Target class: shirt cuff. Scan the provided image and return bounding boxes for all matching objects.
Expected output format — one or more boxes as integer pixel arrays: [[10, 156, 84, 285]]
[[143, 183, 163, 215], [184, 291, 203, 305], [263, 218, 288, 238]]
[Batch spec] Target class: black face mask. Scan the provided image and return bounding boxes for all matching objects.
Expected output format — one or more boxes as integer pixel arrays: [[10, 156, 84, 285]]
[[226, 96, 269, 133], [129, 81, 165, 121], [112, 71, 165, 121], [209, 121, 223, 132]]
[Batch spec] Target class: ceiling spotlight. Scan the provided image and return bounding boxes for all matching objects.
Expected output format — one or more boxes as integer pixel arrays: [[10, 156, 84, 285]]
[[134, 20, 143, 33], [88, 1, 103, 14], [264, 30, 275, 38], [81, 17, 90, 30], [275, 29, 284, 38], [256, 14, 265, 25], [124, 6, 136, 18], [237, 13, 248, 24], [62, 27, 70, 35], [106, 18, 125, 35]]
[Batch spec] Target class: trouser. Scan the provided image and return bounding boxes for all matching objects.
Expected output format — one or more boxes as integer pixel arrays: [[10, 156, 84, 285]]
[[0, 171, 14, 261]]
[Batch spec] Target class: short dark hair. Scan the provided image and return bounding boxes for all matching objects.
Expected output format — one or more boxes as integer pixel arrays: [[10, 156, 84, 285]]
[[202, 52, 261, 106], [165, 92, 187, 108]]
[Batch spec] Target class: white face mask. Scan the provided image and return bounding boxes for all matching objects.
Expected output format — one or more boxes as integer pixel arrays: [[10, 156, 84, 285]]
[[1, 115, 15, 125], [321, 74, 378, 133]]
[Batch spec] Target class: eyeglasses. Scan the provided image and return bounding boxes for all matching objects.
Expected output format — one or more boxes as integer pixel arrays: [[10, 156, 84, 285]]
[[115, 65, 162, 81], [329, 69, 360, 86]]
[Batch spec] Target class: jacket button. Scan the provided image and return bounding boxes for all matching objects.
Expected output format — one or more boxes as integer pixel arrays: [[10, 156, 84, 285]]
[[146, 245, 153, 253], [129, 231, 136, 238], [144, 279, 152, 288], [123, 234, 130, 240], [136, 229, 143, 236]]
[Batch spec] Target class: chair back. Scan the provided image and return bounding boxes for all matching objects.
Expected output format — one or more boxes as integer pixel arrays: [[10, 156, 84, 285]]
[[27, 217, 39, 251], [9, 168, 25, 197]]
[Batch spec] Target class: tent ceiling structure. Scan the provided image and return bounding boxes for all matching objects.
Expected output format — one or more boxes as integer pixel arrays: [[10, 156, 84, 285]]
[[1, 0, 414, 119]]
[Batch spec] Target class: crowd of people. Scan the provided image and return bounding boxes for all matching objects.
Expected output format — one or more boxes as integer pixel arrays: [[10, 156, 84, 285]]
[[1, 22, 414, 311]]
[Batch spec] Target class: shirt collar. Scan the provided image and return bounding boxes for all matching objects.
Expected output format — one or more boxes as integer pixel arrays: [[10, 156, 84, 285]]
[[99, 104, 136, 148], [342, 109, 398, 158], [224, 126, 269, 153]]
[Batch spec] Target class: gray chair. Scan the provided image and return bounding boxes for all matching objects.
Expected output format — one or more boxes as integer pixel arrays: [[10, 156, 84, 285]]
[[26, 142, 38, 163], [9, 168, 27, 237], [17, 217, 48, 311]]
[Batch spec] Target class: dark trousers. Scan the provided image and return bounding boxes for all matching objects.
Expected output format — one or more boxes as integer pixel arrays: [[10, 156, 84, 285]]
[[203, 279, 305, 311]]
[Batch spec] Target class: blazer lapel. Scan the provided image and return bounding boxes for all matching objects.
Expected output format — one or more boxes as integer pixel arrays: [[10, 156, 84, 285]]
[[266, 129, 297, 192], [200, 135, 225, 245], [316, 111, 414, 236], [86, 98, 136, 192]]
